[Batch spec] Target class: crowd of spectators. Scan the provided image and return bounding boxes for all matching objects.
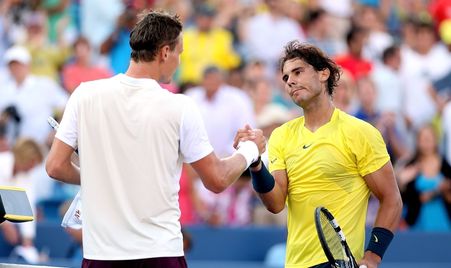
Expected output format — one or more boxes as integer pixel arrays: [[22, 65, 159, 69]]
[[0, 0, 451, 264]]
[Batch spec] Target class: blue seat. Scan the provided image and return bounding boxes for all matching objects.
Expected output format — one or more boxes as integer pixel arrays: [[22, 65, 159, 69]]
[[383, 231, 451, 263], [34, 221, 79, 259], [184, 225, 451, 267], [0, 221, 80, 267], [184, 225, 286, 262], [0, 232, 13, 257], [36, 198, 67, 222]]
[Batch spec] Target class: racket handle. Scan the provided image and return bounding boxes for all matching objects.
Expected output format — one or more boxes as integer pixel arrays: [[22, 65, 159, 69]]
[[47, 117, 59, 130], [47, 116, 79, 155]]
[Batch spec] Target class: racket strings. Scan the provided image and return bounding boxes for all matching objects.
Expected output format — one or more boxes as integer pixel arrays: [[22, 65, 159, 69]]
[[320, 213, 346, 260]]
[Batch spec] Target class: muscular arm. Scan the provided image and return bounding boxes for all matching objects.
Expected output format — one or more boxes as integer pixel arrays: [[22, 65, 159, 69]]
[[191, 125, 266, 193], [190, 152, 249, 194], [46, 138, 80, 185], [364, 161, 402, 231], [361, 161, 403, 267], [255, 167, 288, 214]]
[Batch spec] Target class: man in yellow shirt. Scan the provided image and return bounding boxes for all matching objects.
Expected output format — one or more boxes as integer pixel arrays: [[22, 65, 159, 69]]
[[179, 5, 240, 85], [235, 41, 402, 268]]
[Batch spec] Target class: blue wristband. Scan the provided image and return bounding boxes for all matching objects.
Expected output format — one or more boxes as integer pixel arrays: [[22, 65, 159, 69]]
[[250, 163, 275, 193], [249, 156, 261, 168], [366, 227, 394, 259]]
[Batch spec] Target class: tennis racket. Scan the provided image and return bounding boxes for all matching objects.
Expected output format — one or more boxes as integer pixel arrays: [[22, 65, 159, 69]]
[[315, 206, 359, 268], [47, 116, 60, 132]]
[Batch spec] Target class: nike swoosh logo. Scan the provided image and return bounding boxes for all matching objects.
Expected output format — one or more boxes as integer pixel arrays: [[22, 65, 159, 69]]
[[302, 144, 312, 149], [270, 158, 277, 164], [373, 234, 378, 243]]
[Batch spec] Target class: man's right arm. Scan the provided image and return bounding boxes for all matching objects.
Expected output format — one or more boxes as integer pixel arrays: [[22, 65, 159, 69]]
[[181, 97, 266, 194], [190, 126, 266, 193], [46, 85, 80, 185], [46, 138, 80, 185], [191, 128, 266, 193], [190, 152, 248, 194], [250, 162, 288, 214]]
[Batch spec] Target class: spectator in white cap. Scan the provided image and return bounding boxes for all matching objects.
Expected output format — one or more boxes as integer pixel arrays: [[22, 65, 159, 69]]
[[256, 104, 293, 143], [0, 46, 32, 145], [0, 45, 68, 147], [4, 45, 31, 66]]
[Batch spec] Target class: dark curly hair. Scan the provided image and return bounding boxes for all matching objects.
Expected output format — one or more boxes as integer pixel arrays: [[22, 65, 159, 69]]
[[129, 10, 183, 62], [279, 40, 341, 95]]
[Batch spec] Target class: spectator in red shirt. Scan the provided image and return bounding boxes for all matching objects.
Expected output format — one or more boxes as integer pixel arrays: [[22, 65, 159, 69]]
[[62, 36, 112, 93], [429, 0, 451, 26], [335, 26, 373, 80]]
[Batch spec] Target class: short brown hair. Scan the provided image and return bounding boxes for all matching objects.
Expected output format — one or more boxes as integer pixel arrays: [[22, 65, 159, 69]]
[[129, 10, 183, 62], [280, 41, 341, 95]]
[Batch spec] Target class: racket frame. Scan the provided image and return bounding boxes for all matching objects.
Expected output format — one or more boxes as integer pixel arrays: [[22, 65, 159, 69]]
[[315, 206, 358, 268]]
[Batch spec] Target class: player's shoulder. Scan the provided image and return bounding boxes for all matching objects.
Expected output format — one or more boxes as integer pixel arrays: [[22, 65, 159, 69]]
[[82, 75, 113, 86], [336, 109, 379, 135], [68, 77, 115, 103], [283, 115, 303, 129], [74, 76, 113, 93], [173, 92, 193, 102], [172, 93, 199, 108], [272, 116, 303, 137]]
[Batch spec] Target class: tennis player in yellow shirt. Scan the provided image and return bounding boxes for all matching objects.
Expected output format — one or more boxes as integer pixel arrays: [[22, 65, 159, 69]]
[[235, 41, 402, 268]]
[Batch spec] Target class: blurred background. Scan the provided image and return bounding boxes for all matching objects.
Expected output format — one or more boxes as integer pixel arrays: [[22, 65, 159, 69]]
[[0, 0, 450, 267]]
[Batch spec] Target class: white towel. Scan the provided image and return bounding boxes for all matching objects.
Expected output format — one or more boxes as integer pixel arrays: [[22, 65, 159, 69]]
[[61, 191, 82, 229]]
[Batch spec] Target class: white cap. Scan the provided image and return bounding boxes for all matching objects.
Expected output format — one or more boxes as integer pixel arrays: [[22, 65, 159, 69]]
[[4, 46, 31, 65], [256, 104, 292, 128]]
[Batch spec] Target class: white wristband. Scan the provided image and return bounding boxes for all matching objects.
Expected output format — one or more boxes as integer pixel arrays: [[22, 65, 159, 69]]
[[235, 140, 259, 169]]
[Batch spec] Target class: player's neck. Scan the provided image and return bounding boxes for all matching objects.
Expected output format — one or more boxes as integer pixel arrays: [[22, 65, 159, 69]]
[[303, 100, 335, 132], [126, 61, 160, 81]]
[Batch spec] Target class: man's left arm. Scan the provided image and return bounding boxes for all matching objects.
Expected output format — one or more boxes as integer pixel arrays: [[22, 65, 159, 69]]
[[361, 161, 403, 268]]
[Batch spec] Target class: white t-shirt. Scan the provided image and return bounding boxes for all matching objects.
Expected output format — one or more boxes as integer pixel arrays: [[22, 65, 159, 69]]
[[56, 74, 213, 260]]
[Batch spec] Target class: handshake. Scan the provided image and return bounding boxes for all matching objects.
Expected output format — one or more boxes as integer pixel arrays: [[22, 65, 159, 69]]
[[59, 123, 268, 230], [233, 124, 267, 169]]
